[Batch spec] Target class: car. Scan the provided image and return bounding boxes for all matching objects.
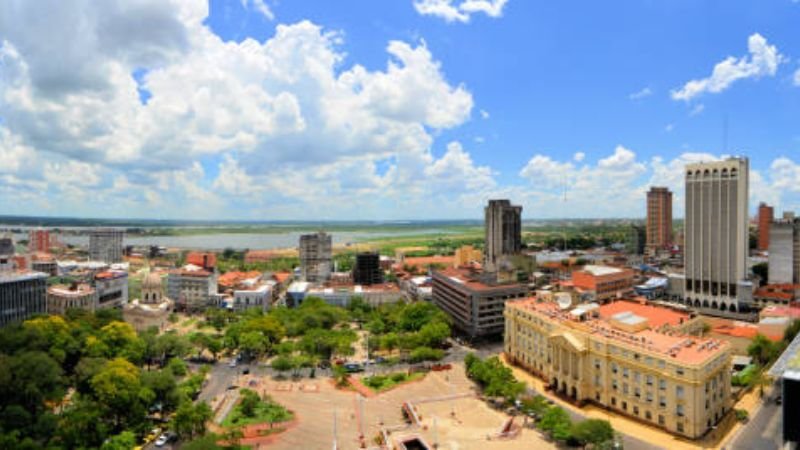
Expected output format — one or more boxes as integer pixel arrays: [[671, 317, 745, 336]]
[[154, 433, 169, 447], [343, 362, 364, 373], [227, 384, 238, 390], [242, 367, 250, 375], [228, 359, 237, 368], [145, 428, 162, 443]]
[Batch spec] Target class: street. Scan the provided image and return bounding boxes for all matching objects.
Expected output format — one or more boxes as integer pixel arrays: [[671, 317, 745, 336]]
[[729, 387, 783, 450]]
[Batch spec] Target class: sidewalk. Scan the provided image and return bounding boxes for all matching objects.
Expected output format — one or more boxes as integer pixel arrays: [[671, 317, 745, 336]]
[[500, 354, 761, 450]]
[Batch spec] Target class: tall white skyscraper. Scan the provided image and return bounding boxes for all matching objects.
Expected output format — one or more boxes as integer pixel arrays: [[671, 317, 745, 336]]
[[683, 157, 752, 316]]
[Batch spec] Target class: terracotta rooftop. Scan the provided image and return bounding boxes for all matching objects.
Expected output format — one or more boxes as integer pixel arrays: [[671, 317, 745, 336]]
[[508, 297, 728, 365], [598, 300, 690, 329], [272, 272, 291, 283], [218, 271, 262, 288]]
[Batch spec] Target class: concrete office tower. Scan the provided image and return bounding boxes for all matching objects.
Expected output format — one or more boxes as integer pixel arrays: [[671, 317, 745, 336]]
[[299, 231, 332, 283], [89, 228, 124, 263], [768, 212, 800, 285], [353, 252, 383, 285], [757, 202, 774, 252], [0, 271, 47, 327], [684, 157, 751, 316], [646, 187, 673, 253], [484, 199, 522, 272]]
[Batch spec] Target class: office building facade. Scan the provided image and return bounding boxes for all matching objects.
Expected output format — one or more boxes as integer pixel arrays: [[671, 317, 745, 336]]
[[646, 187, 673, 253], [432, 266, 527, 338], [484, 199, 522, 272], [769, 213, 800, 285], [683, 158, 752, 316], [0, 271, 48, 327], [299, 231, 332, 283], [353, 252, 383, 285], [89, 228, 124, 263]]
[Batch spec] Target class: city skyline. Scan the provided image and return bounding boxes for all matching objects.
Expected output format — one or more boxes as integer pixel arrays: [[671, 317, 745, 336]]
[[1, 0, 800, 221]]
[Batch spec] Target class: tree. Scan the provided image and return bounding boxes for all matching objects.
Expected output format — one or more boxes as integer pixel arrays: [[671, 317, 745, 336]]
[[571, 419, 614, 447], [784, 320, 800, 343], [332, 364, 350, 387], [416, 321, 450, 348], [538, 406, 572, 442], [90, 358, 148, 429], [238, 389, 260, 418], [239, 331, 268, 359], [174, 400, 213, 439], [100, 431, 136, 450], [271, 355, 293, 378], [409, 346, 444, 363], [749, 367, 771, 399], [748, 334, 778, 366], [752, 262, 768, 281]]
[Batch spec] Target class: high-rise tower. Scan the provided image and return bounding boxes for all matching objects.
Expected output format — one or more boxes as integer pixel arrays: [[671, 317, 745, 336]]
[[684, 157, 752, 315], [646, 187, 673, 253], [484, 199, 522, 272]]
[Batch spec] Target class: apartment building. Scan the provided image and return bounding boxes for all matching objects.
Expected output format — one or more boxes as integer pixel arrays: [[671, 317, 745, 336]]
[[299, 231, 332, 283], [167, 266, 217, 311], [646, 187, 673, 253], [432, 266, 527, 338], [484, 199, 522, 273], [505, 298, 731, 439]]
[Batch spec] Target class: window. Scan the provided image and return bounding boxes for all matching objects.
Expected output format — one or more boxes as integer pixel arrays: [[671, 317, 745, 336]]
[[635, 387, 641, 398], [646, 392, 653, 402], [676, 386, 684, 399], [611, 397, 617, 406], [658, 415, 665, 425], [676, 404, 684, 417], [658, 360, 665, 369], [622, 401, 627, 410], [659, 379, 666, 390], [659, 396, 666, 408], [612, 380, 618, 390], [595, 359, 601, 369], [623, 383, 629, 395], [634, 372, 641, 383], [634, 406, 639, 415], [677, 422, 684, 433], [646, 411, 652, 420], [647, 375, 653, 386], [623, 367, 629, 378], [676, 367, 685, 376], [612, 363, 618, 374], [594, 375, 601, 386]]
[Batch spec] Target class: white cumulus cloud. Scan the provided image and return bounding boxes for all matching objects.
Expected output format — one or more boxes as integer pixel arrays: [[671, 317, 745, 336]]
[[413, 0, 509, 23], [671, 33, 784, 101]]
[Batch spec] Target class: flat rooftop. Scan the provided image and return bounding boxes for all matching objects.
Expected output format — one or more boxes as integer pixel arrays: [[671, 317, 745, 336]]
[[582, 265, 625, 276], [508, 298, 727, 365], [435, 266, 523, 292]]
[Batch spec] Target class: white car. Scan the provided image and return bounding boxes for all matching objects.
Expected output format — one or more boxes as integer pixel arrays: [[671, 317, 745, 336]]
[[228, 359, 237, 368], [154, 433, 169, 447]]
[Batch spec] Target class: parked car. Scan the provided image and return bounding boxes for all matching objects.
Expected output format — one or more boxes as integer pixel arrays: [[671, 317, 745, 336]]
[[343, 362, 364, 373], [242, 367, 250, 375], [228, 359, 237, 368]]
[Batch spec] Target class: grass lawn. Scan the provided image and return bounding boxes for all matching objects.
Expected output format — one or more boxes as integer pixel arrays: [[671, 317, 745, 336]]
[[222, 396, 293, 428], [361, 371, 425, 393]]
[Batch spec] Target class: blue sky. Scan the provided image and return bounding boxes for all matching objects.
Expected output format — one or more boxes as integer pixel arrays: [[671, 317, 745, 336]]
[[0, 0, 799, 220]]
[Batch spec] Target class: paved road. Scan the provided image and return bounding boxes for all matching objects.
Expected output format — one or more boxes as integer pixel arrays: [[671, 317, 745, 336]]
[[729, 386, 783, 450]]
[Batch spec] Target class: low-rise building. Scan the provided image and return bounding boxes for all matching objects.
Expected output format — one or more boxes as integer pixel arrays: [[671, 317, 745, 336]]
[[233, 282, 274, 312], [168, 265, 217, 312], [402, 276, 433, 302], [94, 270, 129, 309], [0, 271, 48, 327], [31, 253, 58, 276], [432, 266, 527, 338], [505, 297, 732, 439], [47, 283, 97, 315], [572, 265, 635, 303], [186, 252, 217, 271], [307, 283, 404, 308]]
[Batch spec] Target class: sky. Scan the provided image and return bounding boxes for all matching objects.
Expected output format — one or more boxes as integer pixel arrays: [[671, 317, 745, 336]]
[[1, 0, 799, 221]]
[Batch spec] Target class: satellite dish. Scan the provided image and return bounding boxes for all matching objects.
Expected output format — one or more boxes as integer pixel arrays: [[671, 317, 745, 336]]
[[557, 293, 572, 310]]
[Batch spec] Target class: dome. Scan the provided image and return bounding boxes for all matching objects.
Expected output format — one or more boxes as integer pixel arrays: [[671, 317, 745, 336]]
[[142, 271, 162, 290]]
